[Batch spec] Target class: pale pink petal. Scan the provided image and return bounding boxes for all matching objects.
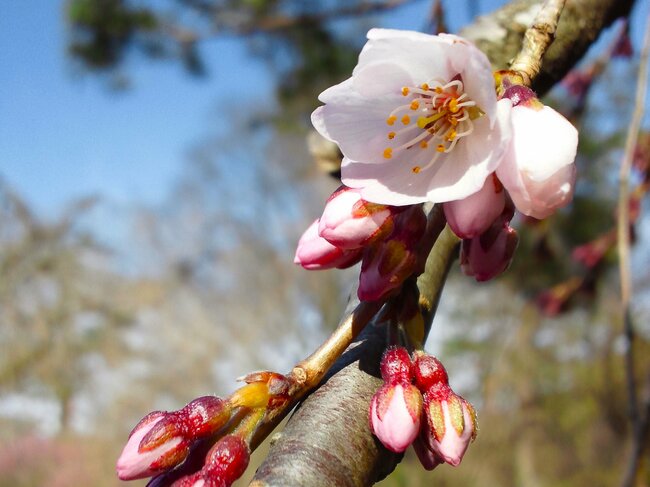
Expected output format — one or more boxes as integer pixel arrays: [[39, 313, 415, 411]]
[[311, 88, 403, 164], [509, 105, 578, 180], [370, 385, 420, 453], [497, 104, 578, 219], [117, 416, 183, 480], [431, 401, 474, 467], [358, 29, 454, 83]]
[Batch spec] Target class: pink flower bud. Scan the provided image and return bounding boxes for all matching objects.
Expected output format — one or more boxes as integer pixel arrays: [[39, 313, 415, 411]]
[[369, 383, 422, 453], [380, 346, 413, 384], [460, 220, 518, 282], [117, 397, 232, 481], [412, 352, 449, 391], [357, 206, 426, 301], [171, 436, 250, 487], [318, 186, 397, 249], [496, 101, 578, 220], [117, 412, 183, 481], [443, 174, 506, 239], [422, 383, 477, 467], [294, 219, 362, 270], [412, 435, 444, 471]]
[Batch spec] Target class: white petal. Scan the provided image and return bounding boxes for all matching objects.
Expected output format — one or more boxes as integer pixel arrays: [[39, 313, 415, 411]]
[[342, 157, 431, 205], [353, 61, 415, 97], [356, 31, 454, 86], [314, 91, 403, 164], [509, 105, 578, 181], [425, 99, 512, 202], [451, 40, 499, 124]]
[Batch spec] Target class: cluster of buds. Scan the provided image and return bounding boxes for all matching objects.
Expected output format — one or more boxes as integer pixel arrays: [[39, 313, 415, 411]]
[[369, 347, 477, 469], [116, 372, 291, 486], [295, 186, 427, 301]]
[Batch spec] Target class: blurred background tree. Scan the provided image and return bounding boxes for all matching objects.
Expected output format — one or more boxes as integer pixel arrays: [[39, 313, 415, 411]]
[[0, 0, 649, 485]]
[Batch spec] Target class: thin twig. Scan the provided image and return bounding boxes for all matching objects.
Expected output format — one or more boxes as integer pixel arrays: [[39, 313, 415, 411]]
[[249, 299, 383, 450], [618, 11, 650, 487], [510, 0, 567, 86]]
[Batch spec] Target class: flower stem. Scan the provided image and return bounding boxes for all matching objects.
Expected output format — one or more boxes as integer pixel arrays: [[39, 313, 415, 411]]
[[510, 0, 567, 86]]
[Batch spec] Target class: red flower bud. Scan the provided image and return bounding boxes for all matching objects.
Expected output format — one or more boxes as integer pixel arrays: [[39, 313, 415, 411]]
[[380, 346, 412, 384], [170, 436, 250, 487], [413, 352, 449, 391], [357, 205, 426, 301]]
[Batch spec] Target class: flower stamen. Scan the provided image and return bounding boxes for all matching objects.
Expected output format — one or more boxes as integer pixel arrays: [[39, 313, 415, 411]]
[[382, 76, 482, 174]]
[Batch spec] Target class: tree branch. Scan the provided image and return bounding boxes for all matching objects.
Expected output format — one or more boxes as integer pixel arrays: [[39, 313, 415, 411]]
[[461, 0, 635, 95], [250, 213, 457, 486], [618, 11, 650, 487]]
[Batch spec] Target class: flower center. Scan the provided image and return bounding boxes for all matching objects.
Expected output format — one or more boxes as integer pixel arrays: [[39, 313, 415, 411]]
[[383, 76, 482, 174]]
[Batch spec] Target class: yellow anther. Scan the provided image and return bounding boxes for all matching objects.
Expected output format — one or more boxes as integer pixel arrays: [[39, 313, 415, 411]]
[[449, 98, 459, 113], [421, 83, 429, 91], [449, 118, 458, 127], [401, 115, 411, 125], [446, 130, 457, 141], [436, 144, 445, 152], [435, 87, 443, 94], [410, 101, 420, 110], [420, 140, 428, 149], [383, 148, 393, 159], [386, 116, 397, 126], [387, 131, 396, 140], [412, 166, 421, 173], [401, 87, 410, 96]]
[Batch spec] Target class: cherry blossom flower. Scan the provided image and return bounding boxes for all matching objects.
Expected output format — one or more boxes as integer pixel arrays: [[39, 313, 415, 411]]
[[311, 29, 512, 206]]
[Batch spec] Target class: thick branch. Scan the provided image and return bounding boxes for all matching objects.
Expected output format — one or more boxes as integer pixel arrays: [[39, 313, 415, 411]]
[[251, 221, 457, 487], [461, 0, 635, 95]]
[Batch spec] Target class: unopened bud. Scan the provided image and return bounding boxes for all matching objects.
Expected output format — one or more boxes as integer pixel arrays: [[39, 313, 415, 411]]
[[294, 219, 362, 270], [412, 435, 444, 471], [421, 383, 477, 467], [460, 219, 518, 282], [357, 205, 426, 301], [369, 383, 422, 453], [117, 397, 232, 481], [412, 352, 449, 391], [443, 174, 505, 239], [171, 436, 250, 487], [117, 412, 183, 481], [380, 346, 413, 384], [318, 186, 397, 249]]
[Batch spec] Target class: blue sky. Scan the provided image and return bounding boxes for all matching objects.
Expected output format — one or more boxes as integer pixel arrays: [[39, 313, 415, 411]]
[[1, 0, 648, 218]]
